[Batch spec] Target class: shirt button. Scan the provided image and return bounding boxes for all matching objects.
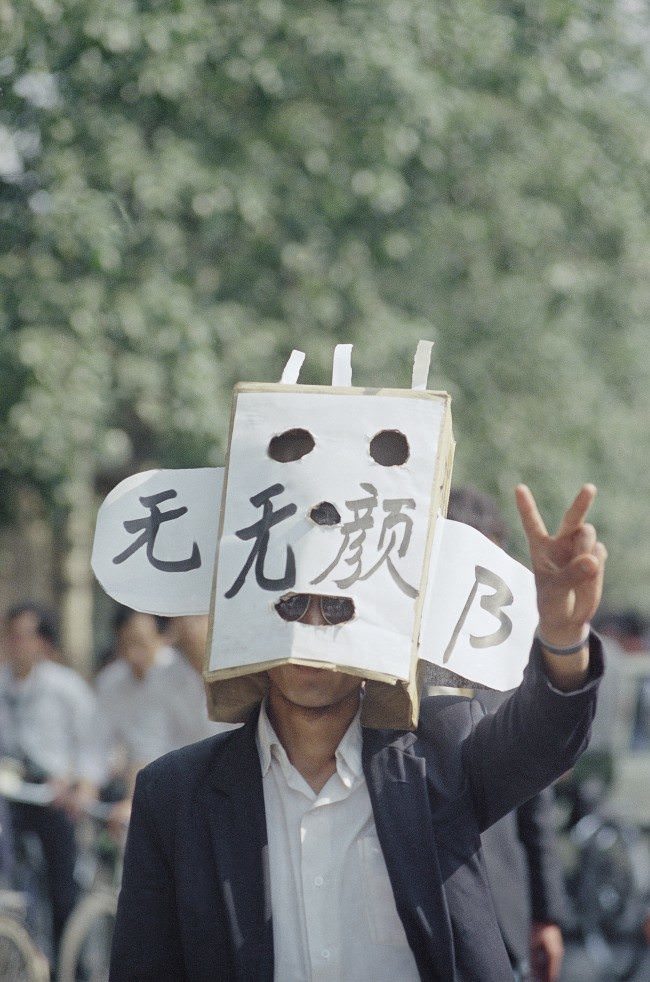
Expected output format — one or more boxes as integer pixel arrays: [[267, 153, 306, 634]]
[[314, 875, 324, 887], [321, 949, 330, 960]]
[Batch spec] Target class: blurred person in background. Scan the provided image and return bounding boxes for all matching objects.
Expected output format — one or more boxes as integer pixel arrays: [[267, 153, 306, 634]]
[[593, 609, 649, 656], [34, 606, 68, 666], [589, 610, 650, 756], [0, 601, 103, 960], [577, 610, 649, 763], [169, 614, 211, 675], [582, 609, 650, 825], [0, 601, 66, 666], [95, 607, 231, 827], [444, 486, 569, 982]]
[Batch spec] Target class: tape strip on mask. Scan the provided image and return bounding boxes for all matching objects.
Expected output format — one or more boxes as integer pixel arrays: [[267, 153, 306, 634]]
[[411, 340, 434, 391], [332, 344, 353, 386], [280, 349, 306, 384]]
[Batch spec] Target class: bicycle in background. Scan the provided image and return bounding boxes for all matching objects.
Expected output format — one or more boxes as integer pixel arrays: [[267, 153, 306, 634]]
[[57, 781, 127, 982], [558, 758, 650, 981], [0, 762, 55, 982], [0, 760, 126, 982], [0, 888, 50, 982]]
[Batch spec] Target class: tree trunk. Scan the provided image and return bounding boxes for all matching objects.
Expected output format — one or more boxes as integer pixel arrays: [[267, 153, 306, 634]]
[[60, 468, 96, 677]]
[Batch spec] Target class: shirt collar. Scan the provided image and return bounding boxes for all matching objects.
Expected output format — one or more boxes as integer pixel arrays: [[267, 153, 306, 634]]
[[257, 700, 278, 777], [335, 709, 363, 788], [153, 645, 176, 668], [256, 700, 363, 789]]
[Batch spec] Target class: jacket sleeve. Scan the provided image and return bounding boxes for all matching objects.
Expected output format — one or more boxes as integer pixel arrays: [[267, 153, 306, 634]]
[[110, 769, 186, 981], [465, 633, 604, 832]]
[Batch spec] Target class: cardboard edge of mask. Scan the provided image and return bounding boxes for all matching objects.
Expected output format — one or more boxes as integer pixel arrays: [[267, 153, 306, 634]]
[[204, 382, 456, 731]]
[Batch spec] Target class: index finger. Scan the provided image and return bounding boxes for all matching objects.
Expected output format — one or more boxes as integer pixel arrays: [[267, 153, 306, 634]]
[[515, 484, 548, 545], [556, 484, 597, 538]]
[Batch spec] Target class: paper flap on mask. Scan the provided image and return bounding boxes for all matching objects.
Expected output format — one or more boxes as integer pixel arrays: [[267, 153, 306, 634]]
[[419, 518, 538, 690], [92, 467, 223, 616]]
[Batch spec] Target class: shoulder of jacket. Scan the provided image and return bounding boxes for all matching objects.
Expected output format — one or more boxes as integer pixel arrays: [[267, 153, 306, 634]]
[[417, 692, 479, 741], [138, 728, 237, 793]]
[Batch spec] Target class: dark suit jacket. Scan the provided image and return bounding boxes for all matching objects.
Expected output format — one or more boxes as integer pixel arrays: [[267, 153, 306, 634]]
[[110, 638, 602, 982], [477, 691, 568, 970]]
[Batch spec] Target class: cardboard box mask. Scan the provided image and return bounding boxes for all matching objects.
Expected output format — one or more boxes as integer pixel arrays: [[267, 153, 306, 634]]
[[206, 346, 454, 728]]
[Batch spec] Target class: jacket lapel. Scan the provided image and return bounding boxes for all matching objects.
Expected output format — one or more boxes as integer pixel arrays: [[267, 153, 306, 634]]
[[199, 713, 274, 982], [363, 728, 456, 982]]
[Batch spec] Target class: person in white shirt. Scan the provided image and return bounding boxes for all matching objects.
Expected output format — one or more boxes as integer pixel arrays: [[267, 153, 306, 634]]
[[0, 602, 102, 960], [95, 606, 225, 824]]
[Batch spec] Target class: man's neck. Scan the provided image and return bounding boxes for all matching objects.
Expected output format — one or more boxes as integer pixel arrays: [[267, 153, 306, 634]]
[[10, 660, 37, 682], [129, 646, 163, 681], [266, 688, 361, 794]]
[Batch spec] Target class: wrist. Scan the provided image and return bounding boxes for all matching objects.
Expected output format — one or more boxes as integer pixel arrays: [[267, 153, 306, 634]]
[[536, 624, 590, 654]]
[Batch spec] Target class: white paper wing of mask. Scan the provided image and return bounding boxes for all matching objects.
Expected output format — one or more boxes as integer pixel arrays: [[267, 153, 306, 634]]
[[419, 518, 538, 690], [92, 468, 223, 616]]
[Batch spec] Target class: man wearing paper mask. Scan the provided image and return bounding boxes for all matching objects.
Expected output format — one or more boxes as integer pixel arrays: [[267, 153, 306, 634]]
[[100, 343, 606, 982]]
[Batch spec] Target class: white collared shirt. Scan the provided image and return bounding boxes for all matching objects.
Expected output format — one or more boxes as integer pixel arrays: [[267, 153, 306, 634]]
[[257, 703, 420, 982]]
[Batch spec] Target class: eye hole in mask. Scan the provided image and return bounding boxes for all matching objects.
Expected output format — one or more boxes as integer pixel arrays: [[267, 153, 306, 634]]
[[369, 429, 409, 467], [268, 428, 315, 462]]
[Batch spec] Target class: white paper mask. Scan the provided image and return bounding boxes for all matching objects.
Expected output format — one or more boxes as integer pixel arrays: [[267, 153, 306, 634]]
[[209, 386, 448, 683]]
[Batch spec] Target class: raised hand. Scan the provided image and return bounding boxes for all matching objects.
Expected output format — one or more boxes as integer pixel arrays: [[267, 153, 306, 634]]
[[515, 484, 607, 650]]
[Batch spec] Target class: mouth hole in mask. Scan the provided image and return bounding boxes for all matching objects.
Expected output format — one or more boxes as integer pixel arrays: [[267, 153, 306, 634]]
[[274, 593, 355, 626]]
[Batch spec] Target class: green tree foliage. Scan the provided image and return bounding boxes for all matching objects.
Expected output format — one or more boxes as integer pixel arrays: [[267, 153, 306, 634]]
[[1, 0, 649, 608]]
